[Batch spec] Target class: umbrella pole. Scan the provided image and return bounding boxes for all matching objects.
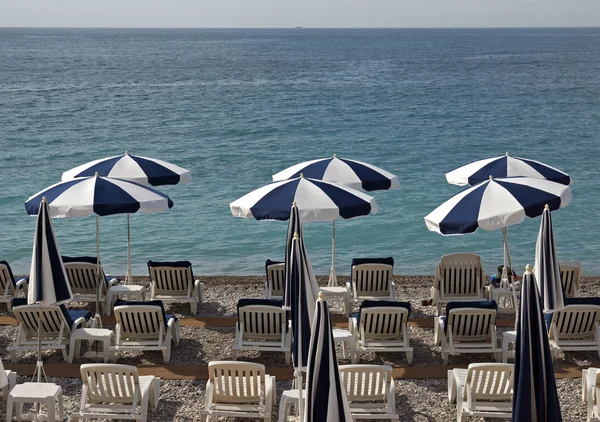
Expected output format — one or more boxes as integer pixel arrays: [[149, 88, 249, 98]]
[[328, 221, 337, 287], [125, 214, 132, 284], [502, 228, 519, 323], [94, 216, 102, 328], [297, 323, 303, 422]]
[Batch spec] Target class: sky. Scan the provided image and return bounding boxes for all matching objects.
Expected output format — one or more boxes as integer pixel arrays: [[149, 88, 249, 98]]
[[1, 0, 599, 28]]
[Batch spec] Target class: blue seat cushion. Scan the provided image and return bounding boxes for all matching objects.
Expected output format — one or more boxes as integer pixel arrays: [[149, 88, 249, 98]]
[[441, 300, 497, 332], [353, 300, 411, 326], [114, 299, 177, 327]]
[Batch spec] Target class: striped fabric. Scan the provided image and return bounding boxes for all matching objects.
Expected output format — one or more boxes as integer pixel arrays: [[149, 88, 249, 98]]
[[25, 175, 173, 218], [424, 177, 572, 235], [513, 268, 562, 421], [446, 153, 571, 186], [230, 176, 378, 222], [272, 155, 399, 192], [61, 152, 191, 186], [534, 206, 566, 312], [27, 199, 73, 306], [305, 298, 352, 422]]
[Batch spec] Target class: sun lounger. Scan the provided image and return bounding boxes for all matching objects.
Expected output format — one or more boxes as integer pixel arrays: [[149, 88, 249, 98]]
[[347, 257, 396, 304], [560, 261, 582, 298], [147, 260, 204, 315], [0, 261, 28, 311], [63, 256, 119, 314], [264, 260, 285, 300], [546, 297, 600, 358]]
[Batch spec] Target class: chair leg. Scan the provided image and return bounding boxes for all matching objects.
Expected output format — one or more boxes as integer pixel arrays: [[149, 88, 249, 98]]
[[232, 350, 238, 360], [191, 301, 197, 315], [406, 351, 414, 365]]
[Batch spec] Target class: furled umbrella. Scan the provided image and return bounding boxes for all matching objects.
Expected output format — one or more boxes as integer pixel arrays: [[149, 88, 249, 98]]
[[304, 292, 352, 422], [28, 197, 73, 382], [513, 265, 562, 421], [25, 174, 173, 318], [61, 151, 191, 283], [273, 154, 398, 285], [534, 204, 566, 312]]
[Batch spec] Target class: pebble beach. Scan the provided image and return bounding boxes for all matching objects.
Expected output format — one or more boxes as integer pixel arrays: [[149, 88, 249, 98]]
[[2, 274, 599, 421]]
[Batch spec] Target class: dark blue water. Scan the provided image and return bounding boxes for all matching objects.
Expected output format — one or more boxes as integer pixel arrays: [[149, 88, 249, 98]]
[[1, 28, 599, 277]]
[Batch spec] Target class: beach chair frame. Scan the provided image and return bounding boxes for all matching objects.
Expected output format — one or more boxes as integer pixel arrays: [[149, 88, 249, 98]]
[[148, 263, 204, 315], [548, 304, 600, 358], [64, 261, 118, 314], [347, 263, 396, 303], [0, 262, 28, 311], [264, 261, 285, 300]]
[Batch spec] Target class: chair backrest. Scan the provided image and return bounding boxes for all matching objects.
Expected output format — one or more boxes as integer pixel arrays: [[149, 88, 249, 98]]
[[208, 361, 265, 404], [0, 261, 16, 295], [551, 303, 600, 339], [64, 262, 104, 295], [80, 363, 141, 406], [436, 253, 484, 296], [446, 301, 497, 341], [148, 261, 194, 297], [114, 304, 165, 339], [12, 304, 70, 336], [265, 260, 285, 296], [237, 300, 286, 339], [560, 262, 581, 297], [359, 301, 410, 340], [339, 364, 392, 402], [465, 363, 514, 401], [351, 258, 394, 298]]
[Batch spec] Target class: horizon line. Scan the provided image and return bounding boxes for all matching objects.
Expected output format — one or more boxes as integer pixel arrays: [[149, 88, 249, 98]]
[[1, 25, 600, 30]]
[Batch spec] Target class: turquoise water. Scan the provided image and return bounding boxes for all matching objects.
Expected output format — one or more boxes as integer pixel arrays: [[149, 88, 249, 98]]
[[1, 28, 599, 277]]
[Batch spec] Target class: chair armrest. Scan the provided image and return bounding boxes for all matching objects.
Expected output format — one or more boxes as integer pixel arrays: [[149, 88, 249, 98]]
[[16, 278, 28, 287], [72, 317, 87, 332], [345, 281, 352, 294], [107, 277, 119, 287], [265, 375, 276, 412]]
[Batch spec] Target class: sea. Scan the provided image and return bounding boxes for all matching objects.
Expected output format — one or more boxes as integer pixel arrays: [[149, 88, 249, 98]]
[[1, 28, 599, 278]]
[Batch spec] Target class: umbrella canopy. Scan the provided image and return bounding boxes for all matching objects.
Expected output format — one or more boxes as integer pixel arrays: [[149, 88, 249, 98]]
[[272, 154, 399, 192], [304, 294, 352, 422], [61, 151, 191, 186], [28, 198, 73, 306], [446, 153, 571, 187], [534, 205, 566, 313], [513, 265, 562, 421], [230, 175, 377, 222], [424, 177, 572, 235]]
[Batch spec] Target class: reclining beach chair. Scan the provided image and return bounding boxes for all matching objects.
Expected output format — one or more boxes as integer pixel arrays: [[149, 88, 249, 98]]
[[147, 260, 204, 315], [233, 298, 291, 362], [8, 298, 92, 361], [349, 300, 413, 364], [200, 361, 275, 422], [546, 297, 600, 358], [435, 300, 500, 364], [0, 260, 28, 311], [560, 262, 582, 298], [1, 357, 17, 401], [347, 258, 396, 304], [63, 256, 119, 314], [264, 260, 285, 300], [432, 253, 485, 316], [112, 300, 181, 363], [582, 367, 600, 421], [76, 363, 160, 422], [448, 363, 514, 421], [339, 364, 399, 421]]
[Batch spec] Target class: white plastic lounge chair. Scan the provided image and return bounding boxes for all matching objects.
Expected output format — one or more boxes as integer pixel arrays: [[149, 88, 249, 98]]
[[147, 260, 204, 315], [0, 261, 28, 311], [1, 358, 17, 400], [200, 361, 275, 422], [76, 363, 160, 422], [560, 262, 582, 298], [432, 253, 485, 316], [448, 363, 514, 421], [8, 299, 92, 361], [546, 297, 600, 358], [112, 300, 181, 363], [581, 367, 600, 421], [435, 300, 500, 364], [339, 364, 399, 421], [233, 299, 291, 362], [63, 256, 119, 314], [349, 300, 413, 365], [264, 260, 285, 300], [347, 258, 396, 304]]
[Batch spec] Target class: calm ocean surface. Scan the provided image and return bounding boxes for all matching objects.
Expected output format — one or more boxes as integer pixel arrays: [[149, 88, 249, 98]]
[[1, 28, 599, 277]]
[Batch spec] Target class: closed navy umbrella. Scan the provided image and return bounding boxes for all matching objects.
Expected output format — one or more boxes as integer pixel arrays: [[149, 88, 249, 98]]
[[513, 265, 562, 421]]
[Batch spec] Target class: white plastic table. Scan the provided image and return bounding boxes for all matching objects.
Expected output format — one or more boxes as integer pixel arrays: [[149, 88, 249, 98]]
[[68, 328, 115, 363], [6, 382, 63, 422], [320, 287, 352, 317], [105, 285, 147, 315], [486, 286, 518, 313], [278, 389, 306, 422], [502, 330, 517, 363], [332, 328, 356, 363]]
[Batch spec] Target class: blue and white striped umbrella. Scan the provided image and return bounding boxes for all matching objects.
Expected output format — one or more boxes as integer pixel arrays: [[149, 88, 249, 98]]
[[424, 177, 572, 235], [304, 294, 352, 422], [513, 266, 562, 421], [272, 154, 399, 192], [446, 153, 571, 187], [61, 151, 191, 186], [230, 176, 377, 222], [534, 205, 566, 313], [28, 198, 73, 307]]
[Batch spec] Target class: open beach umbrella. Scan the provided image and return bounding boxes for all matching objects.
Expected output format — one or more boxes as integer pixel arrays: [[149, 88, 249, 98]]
[[273, 155, 398, 285], [534, 205, 566, 313], [28, 197, 73, 382], [446, 152, 571, 187], [62, 151, 191, 282], [25, 174, 173, 316], [304, 293, 352, 422], [513, 265, 562, 421]]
